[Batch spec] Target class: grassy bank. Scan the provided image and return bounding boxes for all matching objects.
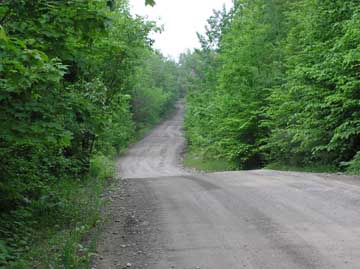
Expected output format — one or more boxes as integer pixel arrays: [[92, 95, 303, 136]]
[[183, 148, 235, 173], [265, 163, 339, 174], [183, 148, 349, 175], [266, 158, 360, 176], [1, 155, 114, 268], [183, 149, 355, 176]]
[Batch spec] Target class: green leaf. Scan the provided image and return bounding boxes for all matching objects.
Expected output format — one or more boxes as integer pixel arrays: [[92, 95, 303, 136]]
[[145, 0, 155, 6], [0, 26, 8, 42]]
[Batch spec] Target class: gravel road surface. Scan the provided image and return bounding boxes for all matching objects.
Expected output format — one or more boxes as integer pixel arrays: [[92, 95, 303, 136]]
[[95, 103, 360, 269]]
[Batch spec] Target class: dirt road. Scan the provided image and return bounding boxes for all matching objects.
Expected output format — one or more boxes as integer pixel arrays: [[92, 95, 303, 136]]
[[95, 103, 360, 269]]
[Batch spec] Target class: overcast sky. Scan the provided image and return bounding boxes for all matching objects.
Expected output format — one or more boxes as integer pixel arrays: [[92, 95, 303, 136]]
[[129, 0, 233, 59]]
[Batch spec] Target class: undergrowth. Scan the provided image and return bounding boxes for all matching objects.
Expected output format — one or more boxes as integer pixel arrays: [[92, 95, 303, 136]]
[[184, 147, 235, 172], [265, 163, 339, 174], [0, 154, 114, 268]]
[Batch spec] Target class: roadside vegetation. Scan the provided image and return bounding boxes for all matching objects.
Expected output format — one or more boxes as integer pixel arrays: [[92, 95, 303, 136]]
[[181, 0, 360, 175], [2, 0, 360, 266], [183, 148, 235, 173], [0, 0, 181, 267]]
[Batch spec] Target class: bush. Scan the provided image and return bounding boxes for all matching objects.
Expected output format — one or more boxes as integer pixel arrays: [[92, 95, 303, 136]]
[[345, 152, 360, 175], [90, 154, 115, 181]]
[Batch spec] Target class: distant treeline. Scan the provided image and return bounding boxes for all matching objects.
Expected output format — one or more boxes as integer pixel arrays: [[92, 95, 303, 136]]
[[181, 0, 360, 173]]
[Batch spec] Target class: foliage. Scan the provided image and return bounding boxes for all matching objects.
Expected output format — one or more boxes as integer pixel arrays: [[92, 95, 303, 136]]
[[90, 154, 114, 181], [0, 0, 180, 266], [183, 0, 360, 173], [132, 52, 180, 128], [266, 1, 360, 168], [1, 160, 112, 268], [344, 152, 360, 175], [183, 0, 289, 169], [184, 147, 235, 172]]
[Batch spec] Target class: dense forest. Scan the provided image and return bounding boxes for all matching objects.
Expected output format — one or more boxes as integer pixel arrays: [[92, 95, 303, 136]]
[[182, 0, 360, 173], [2, 0, 360, 267], [0, 0, 180, 266]]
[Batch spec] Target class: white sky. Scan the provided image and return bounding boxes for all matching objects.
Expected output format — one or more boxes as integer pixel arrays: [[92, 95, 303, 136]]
[[129, 0, 233, 59]]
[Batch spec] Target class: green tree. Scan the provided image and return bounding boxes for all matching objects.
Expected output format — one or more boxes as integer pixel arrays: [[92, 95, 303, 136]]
[[184, 0, 290, 169], [0, 0, 180, 265], [266, 1, 360, 170]]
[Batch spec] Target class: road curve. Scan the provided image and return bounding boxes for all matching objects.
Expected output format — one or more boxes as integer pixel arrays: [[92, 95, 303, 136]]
[[117, 102, 189, 179], [97, 102, 360, 269]]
